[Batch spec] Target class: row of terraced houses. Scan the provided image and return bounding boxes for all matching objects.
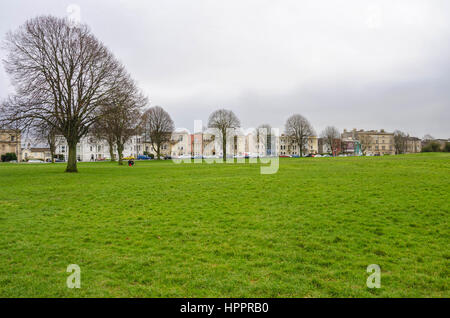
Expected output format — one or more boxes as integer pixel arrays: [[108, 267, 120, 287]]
[[1, 127, 427, 162]]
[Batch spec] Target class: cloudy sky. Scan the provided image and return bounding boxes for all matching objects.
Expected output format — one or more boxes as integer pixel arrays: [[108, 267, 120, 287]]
[[1, 0, 449, 138]]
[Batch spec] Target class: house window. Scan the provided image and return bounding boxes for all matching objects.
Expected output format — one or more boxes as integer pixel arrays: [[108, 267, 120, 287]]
[[10, 136, 15, 142]]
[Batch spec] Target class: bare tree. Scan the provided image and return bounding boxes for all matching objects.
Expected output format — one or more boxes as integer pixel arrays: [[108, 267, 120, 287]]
[[285, 114, 314, 157], [92, 76, 147, 165], [394, 130, 408, 154], [358, 134, 373, 155], [142, 106, 174, 159], [320, 126, 340, 156], [422, 134, 434, 142], [33, 119, 60, 163], [2, 16, 126, 172], [91, 120, 116, 162], [208, 109, 240, 161]]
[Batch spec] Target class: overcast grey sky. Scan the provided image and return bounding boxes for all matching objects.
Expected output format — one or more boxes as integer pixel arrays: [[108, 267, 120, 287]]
[[1, 0, 449, 138]]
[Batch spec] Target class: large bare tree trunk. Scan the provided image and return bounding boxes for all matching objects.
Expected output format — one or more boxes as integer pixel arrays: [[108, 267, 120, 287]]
[[66, 141, 78, 173], [222, 133, 227, 161], [108, 138, 116, 162], [48, 134, 56, 163], [50, 147, 55, 163], [157, 144, 161, 160], [109, 147, 116, 162], [117, 143, 124, 166]]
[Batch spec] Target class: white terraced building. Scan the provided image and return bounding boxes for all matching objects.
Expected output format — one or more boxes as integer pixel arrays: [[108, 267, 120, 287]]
[[55, 135, 144, 161], [54, 128, 322, 161]]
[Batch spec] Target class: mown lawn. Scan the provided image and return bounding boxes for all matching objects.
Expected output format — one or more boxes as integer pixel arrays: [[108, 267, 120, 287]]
[[0, 153, 448, 297]]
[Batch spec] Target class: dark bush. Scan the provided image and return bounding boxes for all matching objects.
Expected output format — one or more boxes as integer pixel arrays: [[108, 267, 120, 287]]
[[422, 142, 441, 153], [143, 152, 155, 159], [1, 152, 18, 162]]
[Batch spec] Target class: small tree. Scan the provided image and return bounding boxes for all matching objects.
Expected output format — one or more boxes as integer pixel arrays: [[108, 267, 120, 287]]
[[142, 106, 174, 159], [208, 109, 240, 161], [92, 76, 147, 165], [358, 134, 373, 155], [394, 130, 408, 154], [91, 122, 116, 162], [33, 120, 60, 163], [320, 126, 340, 156], [422, 134, 434, 143], [285, 114, 314, 157]]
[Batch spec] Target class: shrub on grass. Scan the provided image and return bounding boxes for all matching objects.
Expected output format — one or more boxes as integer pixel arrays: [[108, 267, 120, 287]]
[[1, 153, 17, 162], [422, 142, 441, 152]]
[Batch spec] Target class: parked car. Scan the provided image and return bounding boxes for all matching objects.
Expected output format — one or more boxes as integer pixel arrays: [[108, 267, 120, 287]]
[[28, 159, 45, 163], [176, 155, 192, 159], [123, 156, 135, 160], [279, 155, 291, 158], [204, 155, 220, 159], [137, 155, 152, 160], [247, 153, 259, 158], [164, 155, 172, 160]]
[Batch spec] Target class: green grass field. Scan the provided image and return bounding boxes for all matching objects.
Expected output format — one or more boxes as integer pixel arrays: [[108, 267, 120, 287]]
[[0, 153, 448, 297]]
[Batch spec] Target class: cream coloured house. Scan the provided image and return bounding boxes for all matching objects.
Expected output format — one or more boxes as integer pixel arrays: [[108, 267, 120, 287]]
[[278, 134, 319, 156], [406, 137, 422, 153], [342, 129, 395, 155], [170, 129, 191, 157], [0, 129, 21, 161], [22, 146, 52, 162]]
